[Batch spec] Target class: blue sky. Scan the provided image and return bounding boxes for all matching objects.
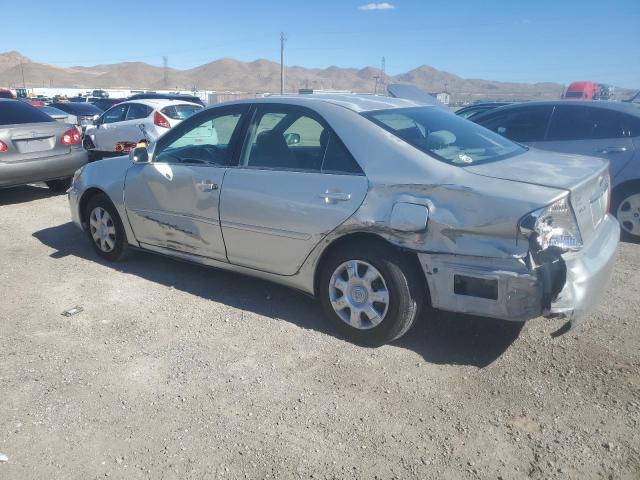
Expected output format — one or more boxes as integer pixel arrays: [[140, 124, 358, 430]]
[[4, 0, 640, 87]]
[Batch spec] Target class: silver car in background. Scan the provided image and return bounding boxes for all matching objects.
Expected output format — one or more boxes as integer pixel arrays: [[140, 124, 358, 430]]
[[472, 101, 640, 239], [1, 99, 88, 192], [68, 95, 619, 345]]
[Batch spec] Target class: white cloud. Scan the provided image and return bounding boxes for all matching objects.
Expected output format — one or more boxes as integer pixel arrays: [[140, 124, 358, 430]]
[[358, 2, 396, 11]]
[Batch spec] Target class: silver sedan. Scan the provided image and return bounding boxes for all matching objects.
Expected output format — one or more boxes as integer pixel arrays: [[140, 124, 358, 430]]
[[68, 95, 619, 345]]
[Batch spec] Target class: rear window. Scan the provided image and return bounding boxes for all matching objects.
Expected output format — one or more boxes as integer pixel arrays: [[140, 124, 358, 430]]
[[0, 100, 55, 125], [161, 104, 203, 120], [0, 90, 15, 99], [363, 107, 525, 165], [52, 102, 102, 115]]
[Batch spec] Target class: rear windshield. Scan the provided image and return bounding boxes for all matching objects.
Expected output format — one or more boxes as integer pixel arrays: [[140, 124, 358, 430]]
[[161, 104, 202, 120], [564, 91, 584, 98], [0, 100, 55, 125], [363, 107, 525, 165]]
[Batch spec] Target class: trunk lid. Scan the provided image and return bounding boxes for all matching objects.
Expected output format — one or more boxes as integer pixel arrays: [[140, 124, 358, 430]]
[[0, 121, 73, 162], [465, 148, 610, 244]]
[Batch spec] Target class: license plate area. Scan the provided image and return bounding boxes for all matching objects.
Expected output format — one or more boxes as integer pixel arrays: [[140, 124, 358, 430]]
[[14, 137, 55, 153]]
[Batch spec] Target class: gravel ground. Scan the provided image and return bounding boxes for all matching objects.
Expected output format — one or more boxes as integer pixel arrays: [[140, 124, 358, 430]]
[[0, 185, 639, 480]]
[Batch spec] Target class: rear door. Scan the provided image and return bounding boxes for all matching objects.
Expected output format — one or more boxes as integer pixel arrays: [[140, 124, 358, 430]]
[[118, 102, 152, 143], [124, 105, 248, 260], [93, 104, 128, 151], [536, 105, 635, 178], [473, 105, 554, 147], [220, 104, 368, 276]]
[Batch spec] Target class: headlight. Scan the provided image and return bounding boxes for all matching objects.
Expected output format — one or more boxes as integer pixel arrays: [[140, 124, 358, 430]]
[[519, 196, 583, 252]]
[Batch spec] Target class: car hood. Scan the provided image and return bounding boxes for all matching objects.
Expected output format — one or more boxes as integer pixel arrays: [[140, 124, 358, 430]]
[[463, 148, 608, 191]]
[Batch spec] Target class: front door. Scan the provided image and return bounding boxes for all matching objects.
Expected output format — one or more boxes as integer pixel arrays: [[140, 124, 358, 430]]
[[220, 105, 369, 276], [93, 103, 128, 151], [124, 105, 249, 260]]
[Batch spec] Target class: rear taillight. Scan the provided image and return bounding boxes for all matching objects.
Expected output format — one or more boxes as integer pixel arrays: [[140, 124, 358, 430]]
[[154, 111, 170, 129], [0, 140, 7, 153], [61, 128, 81, 145]]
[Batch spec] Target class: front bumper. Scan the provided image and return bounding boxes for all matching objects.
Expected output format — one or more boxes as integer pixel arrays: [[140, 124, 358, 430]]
[[0, 149, 88, 188], [418, 214, 619, 325]]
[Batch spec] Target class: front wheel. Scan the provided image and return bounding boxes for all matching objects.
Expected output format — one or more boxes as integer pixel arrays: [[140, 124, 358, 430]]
[[613, 185, 640, 241], [46, 177, 71, 193], [318, 241, 425, 346], [85, 194, 131, 261]]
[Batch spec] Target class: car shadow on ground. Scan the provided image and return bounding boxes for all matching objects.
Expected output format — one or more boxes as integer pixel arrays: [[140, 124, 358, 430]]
[[33, 221, 522, 368], [0, 185, 62, 206]]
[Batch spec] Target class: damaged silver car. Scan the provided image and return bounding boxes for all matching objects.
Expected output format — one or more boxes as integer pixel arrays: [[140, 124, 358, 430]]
[[68, 95, 620, 345]]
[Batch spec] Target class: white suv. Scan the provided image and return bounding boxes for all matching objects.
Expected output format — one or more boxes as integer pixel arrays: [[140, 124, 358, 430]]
[[83, 99, 202, 158]]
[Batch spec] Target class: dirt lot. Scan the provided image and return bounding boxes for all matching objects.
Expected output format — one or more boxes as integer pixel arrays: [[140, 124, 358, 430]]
[[0, 185, 639, 480]]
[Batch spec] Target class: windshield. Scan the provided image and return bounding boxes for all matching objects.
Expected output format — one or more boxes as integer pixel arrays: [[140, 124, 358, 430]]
[[53, 102, 102, 115], [564, 91, 584, 98], [363, 107, 525, 165]]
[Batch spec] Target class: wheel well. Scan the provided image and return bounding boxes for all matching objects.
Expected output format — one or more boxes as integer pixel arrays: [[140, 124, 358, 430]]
[[79, 188, 107, 228], [313, 232, 426, 296], [613, 179, 640, 201]]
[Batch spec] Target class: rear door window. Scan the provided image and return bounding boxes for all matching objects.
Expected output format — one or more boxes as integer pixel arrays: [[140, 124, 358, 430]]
[[125, 103, 151, 120], [547, 106, 629, 141], [476, 106, 553, 143], [0, 100, 54, 125]]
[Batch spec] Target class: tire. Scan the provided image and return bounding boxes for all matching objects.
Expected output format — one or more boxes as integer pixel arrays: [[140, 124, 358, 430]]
[[45, 177, 71, 193], [318, 241, 425, 346], [612, 183, 640, 241], [84, 193, 131, 261]]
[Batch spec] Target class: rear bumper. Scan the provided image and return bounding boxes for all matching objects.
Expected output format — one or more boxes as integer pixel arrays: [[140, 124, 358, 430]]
[[417, 214, 619, 325], [0, 149, 88, 188], [547, 214, 620, 326]]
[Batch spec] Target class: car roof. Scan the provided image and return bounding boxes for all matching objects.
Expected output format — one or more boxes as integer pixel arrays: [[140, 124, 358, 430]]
[[224, 94, 432, 113], [473, 100, 640, 119], [120, 98, 202, 108]]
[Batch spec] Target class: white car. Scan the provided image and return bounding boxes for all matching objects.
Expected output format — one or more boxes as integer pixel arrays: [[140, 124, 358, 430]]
[[83, 99, 202, 157]]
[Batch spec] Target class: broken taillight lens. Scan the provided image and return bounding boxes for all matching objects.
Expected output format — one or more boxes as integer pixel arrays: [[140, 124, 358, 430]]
[[519, 196, 583, 252]]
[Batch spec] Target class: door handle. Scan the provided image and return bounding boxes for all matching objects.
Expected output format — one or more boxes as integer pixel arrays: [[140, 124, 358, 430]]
[[199, 181, 218, 192], [599, 147, 627, 154], [319, 191, 351, 203]]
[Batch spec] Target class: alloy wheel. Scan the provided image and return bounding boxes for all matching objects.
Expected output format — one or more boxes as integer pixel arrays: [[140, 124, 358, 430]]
[[89, 206, 117, 252], [616, 193, 640, 238], [328, 260, 390, 330]]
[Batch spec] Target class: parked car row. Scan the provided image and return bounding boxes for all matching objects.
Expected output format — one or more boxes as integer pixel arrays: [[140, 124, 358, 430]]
[[1, 92, 625, 346]]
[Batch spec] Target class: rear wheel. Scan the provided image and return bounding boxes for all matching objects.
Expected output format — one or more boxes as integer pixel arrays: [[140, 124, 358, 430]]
[[85, 194, 130, 261], [613, 184, 640, 240], [318, 241, 424, 346], [46, 177, 71, 193]]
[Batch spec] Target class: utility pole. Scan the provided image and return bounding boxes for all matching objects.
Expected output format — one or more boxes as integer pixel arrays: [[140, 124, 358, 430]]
[[373, 75, 380, 95], [280, 32, 286, 95], [163, 56, 169, 87], [19, 59, 26, 88], [380, 56, 386, 92]]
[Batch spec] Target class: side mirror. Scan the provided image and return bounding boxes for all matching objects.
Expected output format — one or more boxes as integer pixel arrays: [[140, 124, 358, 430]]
[[130, 146, 150, 164], [284, 132, 300, 146], [92, 114, 101, 126]]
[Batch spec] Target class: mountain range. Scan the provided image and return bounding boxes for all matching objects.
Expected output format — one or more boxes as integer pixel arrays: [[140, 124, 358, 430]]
[[0, 50, 579, 102]]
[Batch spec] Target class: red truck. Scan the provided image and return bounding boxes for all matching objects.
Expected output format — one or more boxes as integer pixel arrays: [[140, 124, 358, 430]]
[[563, 81, 599, 100]]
